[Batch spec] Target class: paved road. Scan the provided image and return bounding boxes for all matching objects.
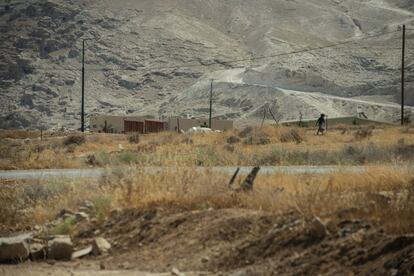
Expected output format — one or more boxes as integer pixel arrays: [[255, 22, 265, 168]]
[[0, 166, 368, 180]]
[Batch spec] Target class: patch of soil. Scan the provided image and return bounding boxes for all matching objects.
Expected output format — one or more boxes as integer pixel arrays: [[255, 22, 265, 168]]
[[74, 208, 414, 275]]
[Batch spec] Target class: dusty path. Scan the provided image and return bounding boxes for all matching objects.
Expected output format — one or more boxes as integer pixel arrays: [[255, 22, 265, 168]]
[[0, 166, 369, 180], [1, 267, 205, 276]]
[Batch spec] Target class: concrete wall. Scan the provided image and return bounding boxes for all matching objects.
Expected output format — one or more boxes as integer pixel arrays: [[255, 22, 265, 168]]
[[90, 115, 146, 133], [167, 118, 233, 132], [90, 115, 233, 133]]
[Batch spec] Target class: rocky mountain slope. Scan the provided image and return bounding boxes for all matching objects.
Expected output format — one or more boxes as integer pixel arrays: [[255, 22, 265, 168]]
[[1, 0, 413, 129]]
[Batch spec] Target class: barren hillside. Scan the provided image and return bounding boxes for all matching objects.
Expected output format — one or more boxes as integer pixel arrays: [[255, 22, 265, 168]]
[[0, 0, 413, 129]]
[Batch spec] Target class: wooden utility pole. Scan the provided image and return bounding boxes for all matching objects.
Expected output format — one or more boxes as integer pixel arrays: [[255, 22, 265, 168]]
[[209, 79, 214, 128], [401, 24, 406, 125], [81, 39, 85, 132], [261, 106, 267, 128]]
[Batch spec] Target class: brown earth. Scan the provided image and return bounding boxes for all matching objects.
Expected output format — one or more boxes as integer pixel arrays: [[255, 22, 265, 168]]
[[5, 208, 410, 275], [2, 208, 414, 275]]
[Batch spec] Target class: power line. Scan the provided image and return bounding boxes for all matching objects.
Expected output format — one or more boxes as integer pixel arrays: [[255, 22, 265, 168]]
[[28, 29, 401, 72]]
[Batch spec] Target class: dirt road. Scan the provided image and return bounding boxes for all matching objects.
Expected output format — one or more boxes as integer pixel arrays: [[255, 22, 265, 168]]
[[0, 166, 369, 180]]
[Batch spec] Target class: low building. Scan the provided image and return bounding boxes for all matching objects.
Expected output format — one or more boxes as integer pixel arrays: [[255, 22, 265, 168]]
[[166, 117, 233, 132], [90, 115, 233, 134], [90, 115, 166, 134]]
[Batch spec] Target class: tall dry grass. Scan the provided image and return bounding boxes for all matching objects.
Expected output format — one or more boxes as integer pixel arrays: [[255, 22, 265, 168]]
[[3, 166, 412, 234], [1, 125, 414, 169]]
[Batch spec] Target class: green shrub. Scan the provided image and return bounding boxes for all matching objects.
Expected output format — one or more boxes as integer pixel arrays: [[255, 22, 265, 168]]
[[91, 196, 112, 222], [51, 216, 76, 235], [118, 151, 141, 164]]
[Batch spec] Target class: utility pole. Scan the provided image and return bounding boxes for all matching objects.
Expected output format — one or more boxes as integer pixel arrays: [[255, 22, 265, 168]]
[[401, 24, 406, 126], [209, 79, 214, 129], [81, 39, 85, 132]]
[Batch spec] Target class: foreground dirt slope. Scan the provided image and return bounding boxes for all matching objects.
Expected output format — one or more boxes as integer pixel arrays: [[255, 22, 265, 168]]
[[64, 208, 414, 275]]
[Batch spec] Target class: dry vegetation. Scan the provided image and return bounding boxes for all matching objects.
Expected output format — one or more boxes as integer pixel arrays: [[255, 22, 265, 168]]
[[1, 166, 413, 235], [1, 125, 413, 233], [1, 126, 414, 274], [1, 125, 414, 169]]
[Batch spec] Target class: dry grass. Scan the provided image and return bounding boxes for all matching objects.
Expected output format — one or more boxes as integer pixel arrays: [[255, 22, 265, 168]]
[[1, 125, 414, 169], [2, 167, 413, 234], [0, 178, 108, 230]]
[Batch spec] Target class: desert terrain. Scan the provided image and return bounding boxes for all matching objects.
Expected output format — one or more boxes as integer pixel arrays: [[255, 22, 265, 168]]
[[1, 0, 414, 275], [1, 0, 414, 130], [1, 125, 414, 275]]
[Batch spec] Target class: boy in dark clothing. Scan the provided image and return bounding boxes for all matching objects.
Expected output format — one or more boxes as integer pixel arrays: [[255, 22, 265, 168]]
[[316, 114, 326, 135]]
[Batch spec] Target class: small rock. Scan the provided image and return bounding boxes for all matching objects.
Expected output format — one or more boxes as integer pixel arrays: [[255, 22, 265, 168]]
[[92, 237, 111, 255], [48, 236, 73, 260], [29, 243, 47, 261], [325, 220, 338, 235], [308, 217, 327, 240], [71, 245, 92, 259], [201, 256, 210, 263], [78, 207, 90, 213], [62, 213, 74, 220], [100, 261, 106, 270], [171, 267, 185, 276], [0, 233, 31, 262], [47, 259, 56, 265], [56, 209, 74, 219], [75, 212, 89, 222], [83, 200, 94, 209], [119, 261, 131, 269]]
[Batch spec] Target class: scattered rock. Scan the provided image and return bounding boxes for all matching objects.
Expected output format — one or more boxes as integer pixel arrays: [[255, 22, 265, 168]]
[[0, 233, 31, 262], [308, 217, 327, 240], [92, 237, 111, 255], [47, 235, 73, 260], [29, 243, 47, 261]]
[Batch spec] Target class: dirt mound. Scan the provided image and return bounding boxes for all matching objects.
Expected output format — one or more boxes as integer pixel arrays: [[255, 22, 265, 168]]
[[73, 208, 414, 275]]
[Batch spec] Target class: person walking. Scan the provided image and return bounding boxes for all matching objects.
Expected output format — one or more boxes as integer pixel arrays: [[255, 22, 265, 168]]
[[315, 114, 326, 135]]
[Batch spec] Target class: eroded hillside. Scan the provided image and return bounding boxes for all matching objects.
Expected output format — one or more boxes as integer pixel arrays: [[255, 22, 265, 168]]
[[1, 0, 413, 129]]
